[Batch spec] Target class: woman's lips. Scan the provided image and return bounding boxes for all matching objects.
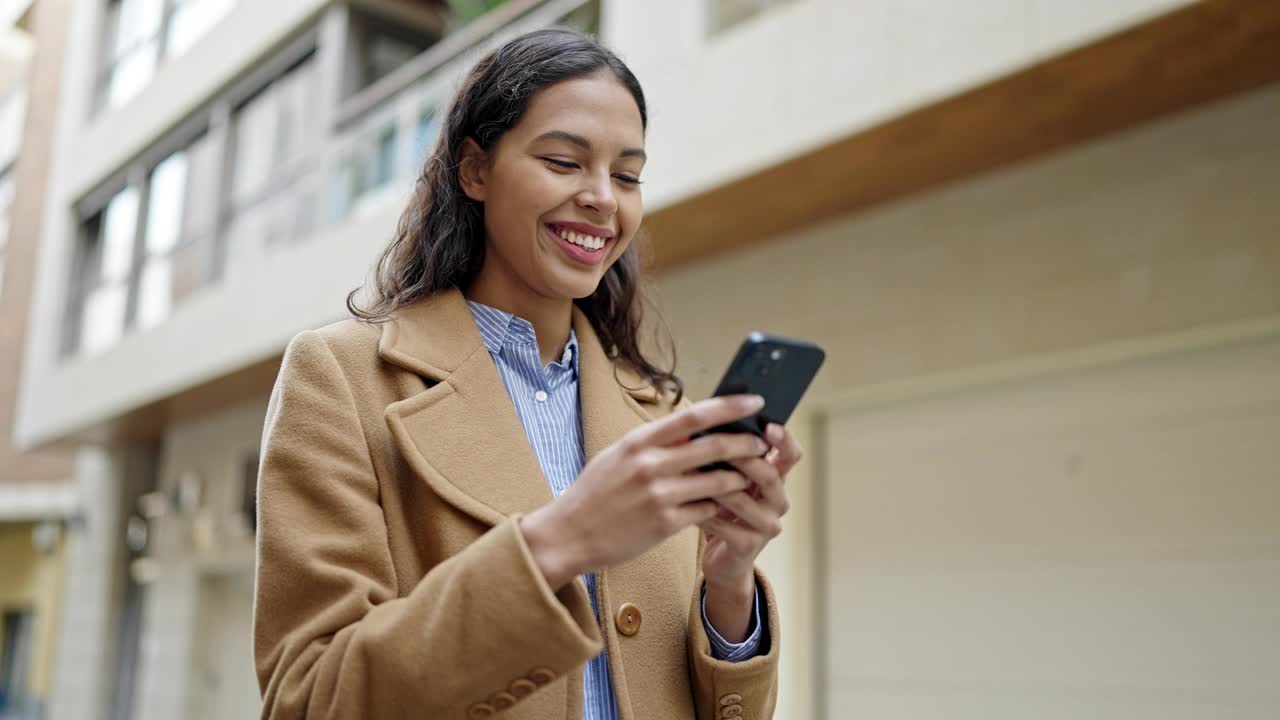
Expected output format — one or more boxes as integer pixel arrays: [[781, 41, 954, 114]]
[[546, 223, 609, 266]]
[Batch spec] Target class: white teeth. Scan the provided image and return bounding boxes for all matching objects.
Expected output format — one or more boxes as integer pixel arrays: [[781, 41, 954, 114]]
[[555, 226, 606, 251]]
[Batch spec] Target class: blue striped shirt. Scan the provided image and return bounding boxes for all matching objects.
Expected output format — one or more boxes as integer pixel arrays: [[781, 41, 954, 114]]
[[467, 301, 763, 719]]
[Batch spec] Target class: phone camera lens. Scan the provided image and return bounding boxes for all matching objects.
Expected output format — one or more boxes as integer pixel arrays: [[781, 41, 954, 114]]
[[770, 348, 785, 361]]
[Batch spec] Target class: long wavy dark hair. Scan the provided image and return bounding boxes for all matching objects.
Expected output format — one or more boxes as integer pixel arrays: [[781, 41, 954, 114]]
[[348, 28, 681, 401]]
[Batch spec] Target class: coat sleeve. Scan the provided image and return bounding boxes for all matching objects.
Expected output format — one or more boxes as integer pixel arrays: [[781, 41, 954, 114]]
[[253, 330, 603, 719], [687, 564, 781, 719]]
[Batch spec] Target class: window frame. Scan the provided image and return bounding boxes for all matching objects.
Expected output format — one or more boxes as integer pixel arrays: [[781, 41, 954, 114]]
[[67, 26, 321, 358]]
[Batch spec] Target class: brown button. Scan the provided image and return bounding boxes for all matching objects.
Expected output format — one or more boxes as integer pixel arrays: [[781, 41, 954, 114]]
[[615, 602, 642, 636], [490, 691, 517, 710], [467, 703, 495, 719], [721, 704, 743, 718], [528, 667, 556, 686], [719, 693, 743, 706], [509, 678, 537, 698]]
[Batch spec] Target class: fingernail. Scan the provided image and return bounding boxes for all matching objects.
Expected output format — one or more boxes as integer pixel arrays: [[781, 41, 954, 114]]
[[747, 395, 765, 410]]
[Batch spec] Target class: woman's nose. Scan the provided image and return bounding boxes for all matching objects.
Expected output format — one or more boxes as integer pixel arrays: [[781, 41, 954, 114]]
[[576, 173, 618, 216]]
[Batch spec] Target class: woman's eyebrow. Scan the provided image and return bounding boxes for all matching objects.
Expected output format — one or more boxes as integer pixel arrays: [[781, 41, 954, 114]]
[[534, 129, 647, 161]]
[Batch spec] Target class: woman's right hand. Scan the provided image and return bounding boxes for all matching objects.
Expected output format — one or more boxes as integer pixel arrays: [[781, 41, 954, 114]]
[[519, 394, 769, 590]]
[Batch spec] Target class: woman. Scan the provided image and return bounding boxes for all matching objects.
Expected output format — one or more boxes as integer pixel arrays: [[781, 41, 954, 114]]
[[254, 28, 802, 720]]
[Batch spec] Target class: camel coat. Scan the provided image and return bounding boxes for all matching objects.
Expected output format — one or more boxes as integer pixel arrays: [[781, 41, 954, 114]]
[[253, 288, 780, 719]]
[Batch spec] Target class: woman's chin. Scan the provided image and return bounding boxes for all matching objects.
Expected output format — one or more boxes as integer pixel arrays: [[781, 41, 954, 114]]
[[544, 268, 606, 301]]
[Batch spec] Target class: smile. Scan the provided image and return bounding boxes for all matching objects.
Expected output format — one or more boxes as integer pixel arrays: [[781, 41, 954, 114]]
[[547, 223, 609, 251]]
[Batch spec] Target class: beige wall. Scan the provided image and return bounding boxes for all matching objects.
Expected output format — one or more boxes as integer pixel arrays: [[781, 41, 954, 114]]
[[0, 522, 65, 699], [0, 0, 72, 484], [821, 334, 1280, 718], [654, 83, 1280, 719]]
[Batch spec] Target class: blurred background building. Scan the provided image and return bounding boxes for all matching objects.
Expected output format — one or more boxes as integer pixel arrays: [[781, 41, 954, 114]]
[[0, 1, 77, 719], [2, 0, 1278, 718]]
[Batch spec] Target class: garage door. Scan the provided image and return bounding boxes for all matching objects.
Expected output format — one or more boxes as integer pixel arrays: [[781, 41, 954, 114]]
[[821, 336, 1280, 720]]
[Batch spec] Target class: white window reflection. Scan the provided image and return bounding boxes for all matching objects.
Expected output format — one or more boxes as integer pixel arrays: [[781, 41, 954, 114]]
[[137, 151, 188, 328], [103, 0, 164, 109], [101, 0, 237, 110], [81, 284, 128, 355], [145, 151, 188, 257], [100, 187, 140, 283], [135, 258, 172, 329], [0, 89, 27, 167], [112, 0, 164, 55], [79, 187, 139, 355]]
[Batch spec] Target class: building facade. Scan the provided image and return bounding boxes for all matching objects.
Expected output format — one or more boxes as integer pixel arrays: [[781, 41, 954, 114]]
[[12, 1, 1280, 718], [0, 1, 76, 719]]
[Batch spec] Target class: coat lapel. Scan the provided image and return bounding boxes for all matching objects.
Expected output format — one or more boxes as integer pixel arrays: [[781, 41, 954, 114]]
[[382, 289, 550, 526], [381, 289, 663, 528]]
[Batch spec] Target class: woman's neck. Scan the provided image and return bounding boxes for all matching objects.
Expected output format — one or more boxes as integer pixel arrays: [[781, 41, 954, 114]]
[[465, 276, 573, 367]]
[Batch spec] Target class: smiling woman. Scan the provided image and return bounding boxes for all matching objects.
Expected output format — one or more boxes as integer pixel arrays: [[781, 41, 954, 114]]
[[255, 29, 799, 720]]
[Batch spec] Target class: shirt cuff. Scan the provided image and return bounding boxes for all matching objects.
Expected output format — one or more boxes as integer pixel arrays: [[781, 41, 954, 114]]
[[700, 582, 765, 662]]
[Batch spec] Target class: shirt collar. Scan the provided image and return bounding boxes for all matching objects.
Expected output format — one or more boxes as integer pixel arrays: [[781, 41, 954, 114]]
[[466, 300, 579, 373]]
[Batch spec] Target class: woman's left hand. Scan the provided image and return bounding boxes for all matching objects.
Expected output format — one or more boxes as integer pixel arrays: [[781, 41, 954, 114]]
[[699, 423, 803, 641]]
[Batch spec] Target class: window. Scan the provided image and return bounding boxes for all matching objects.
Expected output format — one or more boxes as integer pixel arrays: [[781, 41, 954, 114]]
[[0, 89, 27, 168], [99, 0, 236, 111], [100, 0, 163, 109], [224, 55, 321, 274], [0, 608, 36, 718], [230, 57, 319, 208], [67, 127, 221, 354], [349, 11, 436, 96], [135, 150, 186, 328], [77, 186, 139, 355], [709, 0, 794, 34]]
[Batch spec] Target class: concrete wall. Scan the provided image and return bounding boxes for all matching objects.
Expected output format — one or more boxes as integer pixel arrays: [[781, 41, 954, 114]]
[[135, 396, 264, 720], [606, 0, 1197, 210], [653, 83, 1280, 719]]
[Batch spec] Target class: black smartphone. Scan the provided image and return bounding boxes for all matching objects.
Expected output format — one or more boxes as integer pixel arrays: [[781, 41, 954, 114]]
[[698, 332, 825, 468]]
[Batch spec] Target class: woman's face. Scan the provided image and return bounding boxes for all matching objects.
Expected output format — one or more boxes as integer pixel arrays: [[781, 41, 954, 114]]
[[461, 70, 646, 303]]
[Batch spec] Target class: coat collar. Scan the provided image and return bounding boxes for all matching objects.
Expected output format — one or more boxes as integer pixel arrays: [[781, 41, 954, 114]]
[[380, 287, 663, 527]]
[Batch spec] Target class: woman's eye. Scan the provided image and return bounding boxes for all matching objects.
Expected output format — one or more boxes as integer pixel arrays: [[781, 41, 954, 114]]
[[613, 174, 643, 186], [542, 157, 578, 170]]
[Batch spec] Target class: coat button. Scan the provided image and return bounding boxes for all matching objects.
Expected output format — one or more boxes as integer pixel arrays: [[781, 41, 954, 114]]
[[719, 693, 743, 706], [467, 703, 495, 719], [509, 678, 537, 698], [490, 691, 517, 710], [615, 602, 642, 636], [721, 703, 744, 718], [528, 667, 556, 686]]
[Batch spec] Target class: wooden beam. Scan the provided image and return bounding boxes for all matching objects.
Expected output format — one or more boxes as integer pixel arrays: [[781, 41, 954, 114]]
[[643, 0, 1280, 271]]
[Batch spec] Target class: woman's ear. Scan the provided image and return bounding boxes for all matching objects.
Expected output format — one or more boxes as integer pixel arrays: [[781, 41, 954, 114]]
[[458, 138, 490, 202]]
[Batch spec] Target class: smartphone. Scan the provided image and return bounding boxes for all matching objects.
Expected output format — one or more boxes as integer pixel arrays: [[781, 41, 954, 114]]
[[698, 332, 826, 468]]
